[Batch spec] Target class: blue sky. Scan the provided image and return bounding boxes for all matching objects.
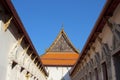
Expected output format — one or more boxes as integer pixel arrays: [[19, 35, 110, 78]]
[[11, 0, 106, 55]]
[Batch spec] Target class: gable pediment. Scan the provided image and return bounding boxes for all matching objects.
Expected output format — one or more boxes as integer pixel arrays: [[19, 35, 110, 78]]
[[46, 29, 78, 53]]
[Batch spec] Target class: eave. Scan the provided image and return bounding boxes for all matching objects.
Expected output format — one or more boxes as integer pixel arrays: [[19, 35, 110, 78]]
[[1, 0, 48, 76], [70, 0, 120, 76]]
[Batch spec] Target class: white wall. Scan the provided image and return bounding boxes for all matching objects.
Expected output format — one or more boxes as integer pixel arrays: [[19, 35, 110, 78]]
[[46, 66, 71, 80], [0, 20, 16, 80], [0, 9, 47, 80]]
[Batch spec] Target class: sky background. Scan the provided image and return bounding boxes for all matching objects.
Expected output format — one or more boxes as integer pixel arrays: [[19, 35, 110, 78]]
[[11, 0, 106, 55]]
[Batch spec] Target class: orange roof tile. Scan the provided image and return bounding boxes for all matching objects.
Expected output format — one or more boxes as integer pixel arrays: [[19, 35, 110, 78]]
[[40, 29, 80, 66], [41, 52, 79, 66]]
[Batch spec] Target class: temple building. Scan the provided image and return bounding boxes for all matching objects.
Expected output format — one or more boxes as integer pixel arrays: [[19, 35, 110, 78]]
[[40, 29, 79, 80], [0, 0, 47, 80], [70, 0, 120, 80], [0, 0, 120, 80]]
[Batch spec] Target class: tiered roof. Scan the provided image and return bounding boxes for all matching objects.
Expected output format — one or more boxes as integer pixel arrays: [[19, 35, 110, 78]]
[[40, 29, 79, 66]]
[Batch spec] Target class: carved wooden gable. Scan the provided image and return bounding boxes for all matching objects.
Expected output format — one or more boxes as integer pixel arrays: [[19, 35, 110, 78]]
[[47, 29, 78, 53]]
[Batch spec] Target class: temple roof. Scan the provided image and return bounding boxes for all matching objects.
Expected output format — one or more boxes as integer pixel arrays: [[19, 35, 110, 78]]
[[41, 52, 79, 66], [46, 29, 79, 53], [40, 29, 79, 66]]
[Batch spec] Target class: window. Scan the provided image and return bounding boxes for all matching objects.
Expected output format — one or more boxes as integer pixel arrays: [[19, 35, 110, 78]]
[[89, 72, 92, 80], [85, 75, 87, 80], [113, 54, 120, 80], [102, 62, 108, 80], [95, 68, 99, 80]]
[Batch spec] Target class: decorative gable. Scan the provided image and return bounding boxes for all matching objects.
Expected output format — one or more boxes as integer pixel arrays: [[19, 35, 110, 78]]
[[46, 29, 78, 53]]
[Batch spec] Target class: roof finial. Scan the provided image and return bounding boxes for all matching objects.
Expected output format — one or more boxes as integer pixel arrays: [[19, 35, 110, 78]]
[[61, 23, 64, 30]]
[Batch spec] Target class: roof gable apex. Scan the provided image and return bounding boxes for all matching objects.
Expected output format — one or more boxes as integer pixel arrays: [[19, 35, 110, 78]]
[[46, 29, 79, 53]]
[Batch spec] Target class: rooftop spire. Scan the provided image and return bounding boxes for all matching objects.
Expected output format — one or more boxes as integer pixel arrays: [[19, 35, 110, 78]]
[[61, 23, 64, 31]]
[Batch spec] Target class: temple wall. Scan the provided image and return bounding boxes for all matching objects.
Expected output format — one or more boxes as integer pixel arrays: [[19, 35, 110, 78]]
[[0, 3, 47, 80], [71, 3, 120, 80], [0, 19, 15, 80], [46, 66, 71, 80]]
